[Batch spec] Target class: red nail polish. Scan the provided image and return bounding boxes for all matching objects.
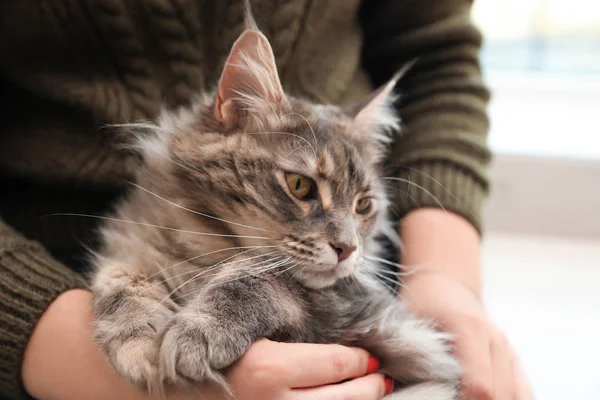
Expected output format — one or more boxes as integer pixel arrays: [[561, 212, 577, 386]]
[[366, 356, 381, 374], [384, 377, 395, 395]]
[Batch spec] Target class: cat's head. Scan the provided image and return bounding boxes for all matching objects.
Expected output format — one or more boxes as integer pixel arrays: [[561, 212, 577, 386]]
[[137, 27, 403, 289]]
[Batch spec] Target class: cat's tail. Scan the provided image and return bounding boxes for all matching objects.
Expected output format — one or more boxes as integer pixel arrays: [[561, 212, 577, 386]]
[[384, 382, 458, 400]]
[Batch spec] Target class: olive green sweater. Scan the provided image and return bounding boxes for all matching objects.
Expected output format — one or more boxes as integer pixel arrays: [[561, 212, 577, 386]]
[[0, 0, 490, 398]]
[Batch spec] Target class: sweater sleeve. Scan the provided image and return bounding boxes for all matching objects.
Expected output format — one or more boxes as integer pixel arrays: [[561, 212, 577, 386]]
[[359, 0, 492, 233], [0, 220, 87, 399]]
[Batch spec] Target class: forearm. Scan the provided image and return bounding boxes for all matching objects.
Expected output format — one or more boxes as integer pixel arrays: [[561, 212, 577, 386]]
[[0, 220, 87, 399], [399, 208, 482, 298], [398, 210, 534, 400], [360, 0, 491, 232], [23, 289, 231, 400], [22, 290, 146, 400]]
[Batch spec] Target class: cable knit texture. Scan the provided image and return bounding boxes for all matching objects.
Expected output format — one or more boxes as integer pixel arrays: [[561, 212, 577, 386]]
[[0, 223, 87, 398], [0, 0, 490, 398]]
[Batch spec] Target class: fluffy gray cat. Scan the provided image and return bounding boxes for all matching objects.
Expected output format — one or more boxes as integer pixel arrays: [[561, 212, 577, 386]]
[[91, 17, 462, 400]]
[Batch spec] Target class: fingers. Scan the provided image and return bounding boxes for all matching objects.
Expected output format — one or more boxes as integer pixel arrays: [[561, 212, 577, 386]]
[[456, 320, 532, 400], [512, 351, 535, 400], [455, 317, 494, 400], [490, 329, 513, 400], [278, 342, 375, 388], [290, 373, 388, 400], [234, 339, 377, 390]]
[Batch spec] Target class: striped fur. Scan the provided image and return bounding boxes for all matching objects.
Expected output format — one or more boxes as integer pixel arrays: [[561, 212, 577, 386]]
[[91, 22, 460, 399]]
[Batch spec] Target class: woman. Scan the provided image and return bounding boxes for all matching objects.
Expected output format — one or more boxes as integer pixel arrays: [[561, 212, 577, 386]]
[[0, 1, 532, 399]]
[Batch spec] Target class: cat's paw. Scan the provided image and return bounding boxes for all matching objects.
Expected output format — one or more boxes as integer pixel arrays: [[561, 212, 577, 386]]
[[113, 336, 160, 388], [383, 319, 462, 384], [92, 290, 177, 391], [94, 319, 160, 389], [157, 311, 250, 389]]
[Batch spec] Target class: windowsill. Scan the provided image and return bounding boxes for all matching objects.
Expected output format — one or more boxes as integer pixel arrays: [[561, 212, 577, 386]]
[[484, 153, 600, 238], [481, 69, 600, 238]]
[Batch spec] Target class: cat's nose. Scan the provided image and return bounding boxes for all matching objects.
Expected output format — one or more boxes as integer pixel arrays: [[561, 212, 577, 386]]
[[330, 242, 357, 262]]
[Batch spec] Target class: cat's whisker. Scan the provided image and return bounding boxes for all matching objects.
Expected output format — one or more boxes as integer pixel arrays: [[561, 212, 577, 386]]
[[363, 264, 417, 277], [198, 252, 288, 282], [290, 263, 311, 281], [161, 256, 286, 308], [357, 258, 416, 294], [245, 131, 317, 156], [384, 167, 480, 224], [181, 248, 285, 279], [189, 255, 286, 289], [273, 261, 300, 277], [369, 269, 413, 297], [143, 244, 280, 284], [225, 256, 291, 282], [345, 272, 363, 292], [179, 256, 290, 302], [193, 257, 293, 314], [370, 276, 396, 294], [367, 270, 401, 294], [284, 112, 318, 148], [220, 257, 293, 285], [43, 213, 272, 240], [285, 145, 309, 157], [155, 251, 287, 303], [362, 255, 402, 267], [144, 247, 286, 294], [129, 182, 283, 236], [362, 255, 420, 276], [381, 177, 446, 212]]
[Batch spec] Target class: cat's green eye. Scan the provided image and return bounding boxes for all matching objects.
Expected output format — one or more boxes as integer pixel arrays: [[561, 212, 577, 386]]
[[286, 173, 313, 199], [355, 198, 372, 214]]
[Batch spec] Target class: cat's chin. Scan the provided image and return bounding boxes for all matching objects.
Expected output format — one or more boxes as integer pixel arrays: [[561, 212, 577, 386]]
[[296, 270, 339, 290], [294, 263, 356, 290]]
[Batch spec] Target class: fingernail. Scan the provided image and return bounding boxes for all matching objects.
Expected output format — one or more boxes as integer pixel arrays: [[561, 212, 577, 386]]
[[384, 377, 395, 395], [366, 356, 381, 374]]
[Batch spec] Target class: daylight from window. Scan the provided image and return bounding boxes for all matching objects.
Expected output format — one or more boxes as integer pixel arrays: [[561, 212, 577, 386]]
[[473, 0, 600, 160]]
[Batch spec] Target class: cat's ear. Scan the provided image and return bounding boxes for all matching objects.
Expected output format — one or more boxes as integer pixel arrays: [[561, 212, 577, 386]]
[[214, 29, 288, 128], [346, 60, 416, 145]]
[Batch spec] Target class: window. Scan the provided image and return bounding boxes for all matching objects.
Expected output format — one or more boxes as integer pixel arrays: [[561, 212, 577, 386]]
[[472, 0, 600, 160], [473, 0, 600, 74]]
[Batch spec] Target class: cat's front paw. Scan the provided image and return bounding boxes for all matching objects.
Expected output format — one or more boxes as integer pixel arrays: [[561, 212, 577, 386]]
[[113, 336, 160, 387], [93, 300, 172, 390], [158, 311, 251, 389], [94, 320, 161, 389]]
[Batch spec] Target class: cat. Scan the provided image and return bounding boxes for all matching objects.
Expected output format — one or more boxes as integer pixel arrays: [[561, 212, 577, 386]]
[[90, 14, 462, 400]]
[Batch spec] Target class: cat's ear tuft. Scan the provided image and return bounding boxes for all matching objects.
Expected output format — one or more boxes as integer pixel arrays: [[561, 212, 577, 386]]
[[346, 60, 416, 146], [214, 29, 288, 129]]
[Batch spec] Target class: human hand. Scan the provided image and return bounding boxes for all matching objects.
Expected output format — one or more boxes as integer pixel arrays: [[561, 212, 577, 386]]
[[22, 289, 392, 400], [401, 272, 534, 400], [219, 338, 392, 399]]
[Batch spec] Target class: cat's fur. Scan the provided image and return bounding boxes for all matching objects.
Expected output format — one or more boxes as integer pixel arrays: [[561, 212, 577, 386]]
[[91, 16, 461, 400]]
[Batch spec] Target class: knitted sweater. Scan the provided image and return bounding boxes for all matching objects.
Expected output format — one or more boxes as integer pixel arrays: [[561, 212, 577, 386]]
[[0, 0, 490, 398]]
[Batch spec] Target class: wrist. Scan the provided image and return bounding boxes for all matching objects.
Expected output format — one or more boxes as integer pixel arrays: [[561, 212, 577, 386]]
[[401, 271, 485, 317], [403, 268, 482, 302], [400, 208, 483, 295]]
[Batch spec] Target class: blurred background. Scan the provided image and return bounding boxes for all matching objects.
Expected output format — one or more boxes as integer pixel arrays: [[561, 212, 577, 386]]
[[472, 1, 600, 399]]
